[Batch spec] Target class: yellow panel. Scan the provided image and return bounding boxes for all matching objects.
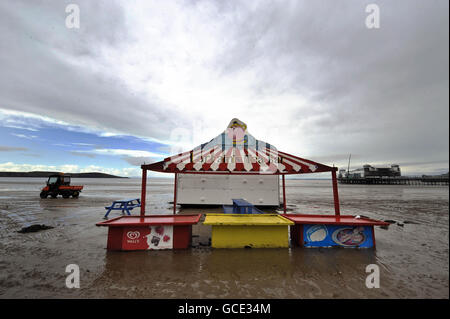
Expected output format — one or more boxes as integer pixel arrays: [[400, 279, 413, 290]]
[[204, 214, 294, 226], [211, 225, 290, 248]]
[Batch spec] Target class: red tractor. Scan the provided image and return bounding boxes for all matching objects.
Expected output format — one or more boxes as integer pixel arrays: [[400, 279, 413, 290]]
[[40, 173, 83, 199]]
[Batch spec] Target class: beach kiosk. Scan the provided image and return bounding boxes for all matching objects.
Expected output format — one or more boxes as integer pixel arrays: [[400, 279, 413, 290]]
[[111, 118, 387, 250], [139, 118, 340, 214]]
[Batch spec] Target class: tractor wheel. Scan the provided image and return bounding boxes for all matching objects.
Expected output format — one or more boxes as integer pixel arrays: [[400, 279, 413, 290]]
[[40, 191, 48, 199], [72, 191, 79, 198], [62, 193, 70, 199], [51, 193, 58, 198]]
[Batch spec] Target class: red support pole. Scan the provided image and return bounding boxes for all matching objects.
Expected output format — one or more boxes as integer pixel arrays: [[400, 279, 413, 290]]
[[331, 169, 340, 216], [371, 226, 376, 248], [140, 167, 147, 217], [282, 174, 287, 213], [173, 173, 178, 215]]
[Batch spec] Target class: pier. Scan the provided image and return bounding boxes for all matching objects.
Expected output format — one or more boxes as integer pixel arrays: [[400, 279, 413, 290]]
[[338, 176, 449, 186]]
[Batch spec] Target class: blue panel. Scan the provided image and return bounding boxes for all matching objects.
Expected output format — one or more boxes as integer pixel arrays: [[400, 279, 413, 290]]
[[232, 199, 253, 207], [222, 205, 234, 214], [222, 204, 264, 214], [303, 224, 374, 248]]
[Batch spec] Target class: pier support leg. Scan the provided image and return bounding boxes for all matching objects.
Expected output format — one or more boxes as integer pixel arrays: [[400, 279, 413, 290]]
[[332, 169, 340, 216], [173, 173, 178, 214], [282, 175, 287, 213], [140, 168, 147, 216]]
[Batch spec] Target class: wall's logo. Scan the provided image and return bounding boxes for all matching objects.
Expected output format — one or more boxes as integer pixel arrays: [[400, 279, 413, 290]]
[[127, 231, 140, 240]]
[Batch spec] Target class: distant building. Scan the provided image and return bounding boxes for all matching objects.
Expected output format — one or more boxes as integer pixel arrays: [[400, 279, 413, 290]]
[[339, 164, 401, 179], [422, 172, 449, 178]]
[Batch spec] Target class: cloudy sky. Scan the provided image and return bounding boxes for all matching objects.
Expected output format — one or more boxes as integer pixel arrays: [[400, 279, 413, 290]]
[[0, 0, 448, 177]]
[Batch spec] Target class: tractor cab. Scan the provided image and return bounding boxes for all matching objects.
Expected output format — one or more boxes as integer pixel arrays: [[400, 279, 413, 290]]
[[40, 173, 83, 199], [47, 174, 70, 186]]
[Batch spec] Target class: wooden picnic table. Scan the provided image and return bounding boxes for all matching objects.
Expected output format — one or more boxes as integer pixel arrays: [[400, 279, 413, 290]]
[[104, 198, 141, 218]]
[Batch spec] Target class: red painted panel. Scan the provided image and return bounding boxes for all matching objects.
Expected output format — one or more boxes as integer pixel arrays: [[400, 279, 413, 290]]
[[104, 224, 193, 251], [371, 226, 376, 248], [121, 226, 151, 250], [107, 227, 124, 250], [299, 225, 304, 247], [96, 214, 201, 227], [289, 225, 304, 247], [173, 225, 192, 249]]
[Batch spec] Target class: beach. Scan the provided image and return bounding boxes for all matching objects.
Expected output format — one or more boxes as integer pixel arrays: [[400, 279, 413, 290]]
[[0, 177, 448, 298]]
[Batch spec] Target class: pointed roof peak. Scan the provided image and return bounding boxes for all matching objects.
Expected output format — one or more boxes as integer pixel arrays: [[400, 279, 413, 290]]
[[227, 118, 247, 131]]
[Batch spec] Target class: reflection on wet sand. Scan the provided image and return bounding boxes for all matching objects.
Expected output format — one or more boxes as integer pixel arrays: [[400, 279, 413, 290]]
[[91, 245, 385, 298], [0, 177, 448, 298]]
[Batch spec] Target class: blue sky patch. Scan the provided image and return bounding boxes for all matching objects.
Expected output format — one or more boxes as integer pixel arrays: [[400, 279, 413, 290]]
[[0, 110, 169, 176]]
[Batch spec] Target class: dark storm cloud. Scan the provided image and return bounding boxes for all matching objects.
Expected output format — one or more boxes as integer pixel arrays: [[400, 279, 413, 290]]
[[210, 0, 449, 172], [0, 0, 448, 174], [0, 0, 187, 140]]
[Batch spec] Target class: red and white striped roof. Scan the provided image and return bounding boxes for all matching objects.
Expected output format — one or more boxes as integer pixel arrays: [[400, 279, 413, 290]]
[[143, 119, 334, 175]]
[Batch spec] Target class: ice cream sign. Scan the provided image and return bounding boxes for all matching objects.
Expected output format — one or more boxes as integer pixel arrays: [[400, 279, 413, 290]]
[[122, 225, 173, 250], [147, 225, 173, 250], [126, 231, 141, 243], [303, 224, 373, 248]]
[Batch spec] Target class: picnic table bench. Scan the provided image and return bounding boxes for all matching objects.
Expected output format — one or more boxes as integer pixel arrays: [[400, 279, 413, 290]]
[[222, 198, 264, 214], [104, 198, 141, 218]]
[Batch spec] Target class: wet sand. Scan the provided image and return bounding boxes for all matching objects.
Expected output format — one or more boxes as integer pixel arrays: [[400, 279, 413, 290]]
[[0, 177, 448, 298]]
